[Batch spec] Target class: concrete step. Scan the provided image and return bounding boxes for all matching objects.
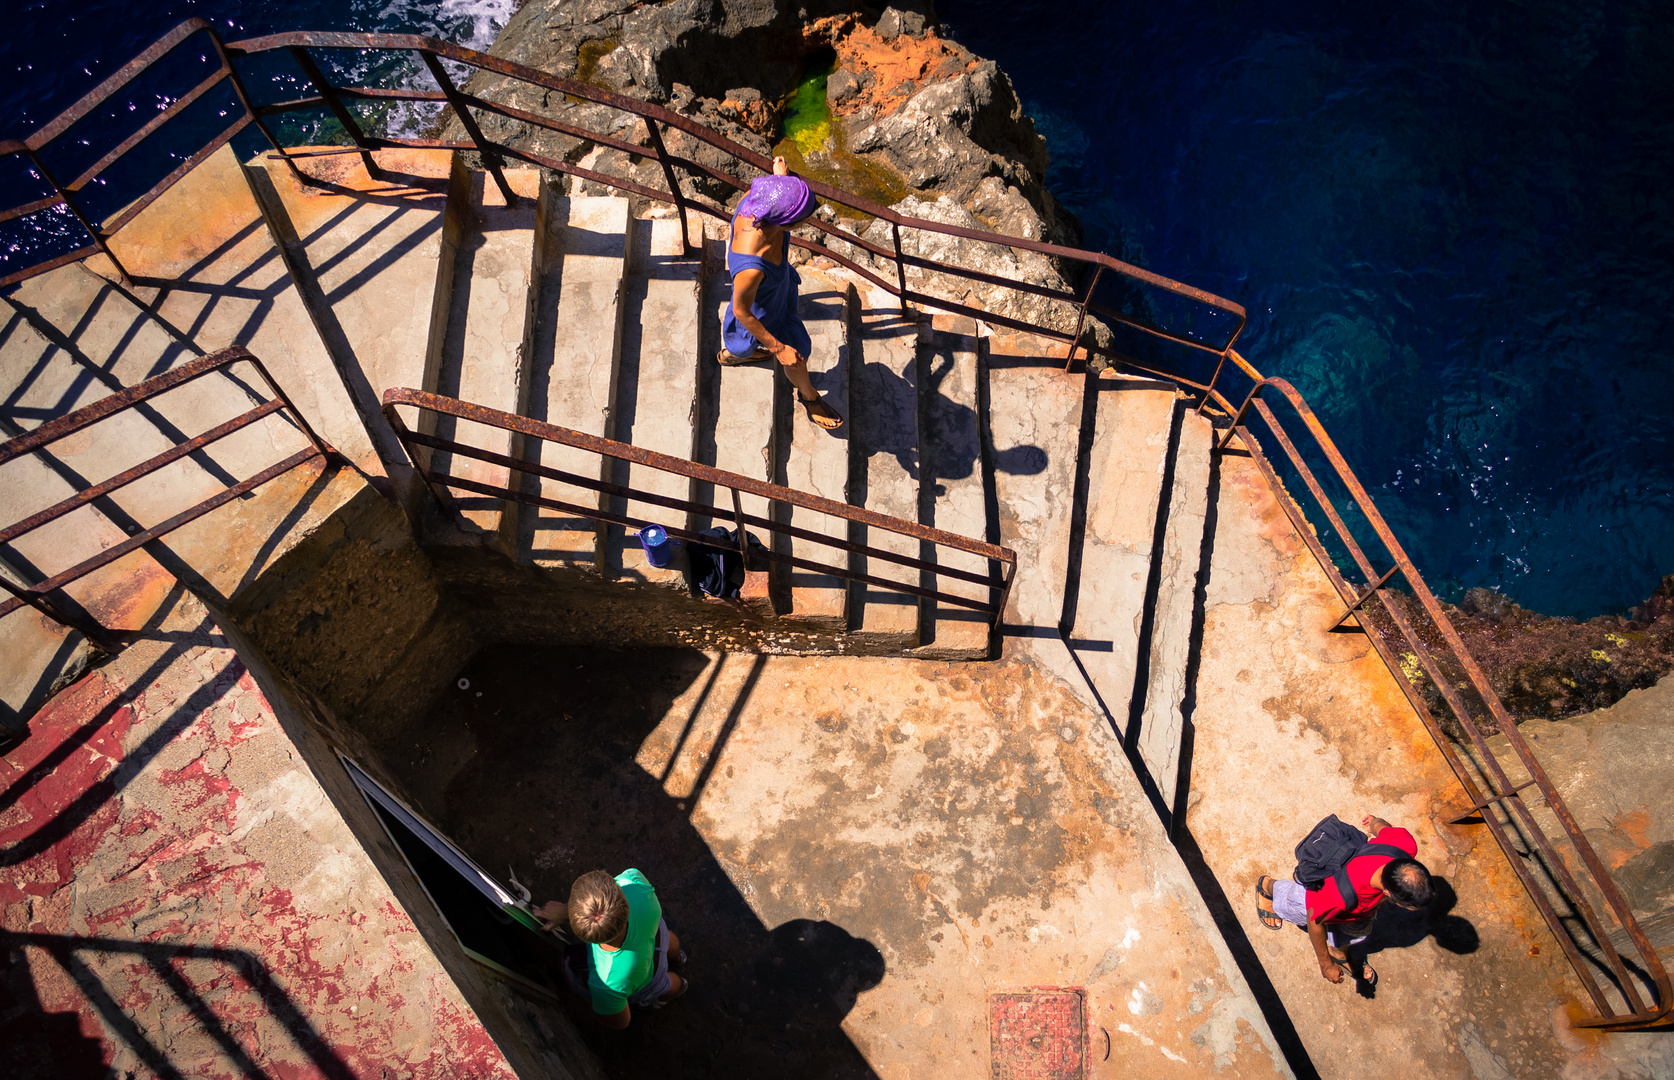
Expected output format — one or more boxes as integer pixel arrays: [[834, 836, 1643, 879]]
[[914, 321, 991, 660], [603, 216, 701, 586], [249, 148, 458, 511], [1065, 383, 1180, 728], [518, 194, 631, 573], [425, 167, 542, 541], [848, 309, 921, 647], [95, 144, 381, 478], [695, 235, 776, 611], [3, 264, 289, 509], [984, 341, 1087, 632], [774, 270, 854, 628], [1134, 406, 1214, 810]]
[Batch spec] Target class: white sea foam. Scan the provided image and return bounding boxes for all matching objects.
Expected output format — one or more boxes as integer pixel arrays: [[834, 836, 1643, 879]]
[[363, 0, 517, 138]]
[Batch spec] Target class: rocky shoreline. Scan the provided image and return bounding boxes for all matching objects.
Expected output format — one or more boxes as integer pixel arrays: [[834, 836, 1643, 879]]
[[1440, 577, 1674, 722], [451, 0, 1095, 341]]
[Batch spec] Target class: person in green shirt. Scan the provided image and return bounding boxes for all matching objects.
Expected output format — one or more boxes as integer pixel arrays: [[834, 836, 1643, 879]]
[[536, 868, 687, 1029]]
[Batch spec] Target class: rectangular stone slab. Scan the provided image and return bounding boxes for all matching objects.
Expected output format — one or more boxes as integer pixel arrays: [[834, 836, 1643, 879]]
[[428, 167, 542, 541], [699, 234, 776, 610], [848, 309, 921, 646], [1067, 382, 1178, 730], [520, 194, 631, 573], [606, 216, 701, 587], [777, 271, 853, 628], [1137, 407, 1214, 810], [253, 147, 457, 511], [915, 325, 991, 659]]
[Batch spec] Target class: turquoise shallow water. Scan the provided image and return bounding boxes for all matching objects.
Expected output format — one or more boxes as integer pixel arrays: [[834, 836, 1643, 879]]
[[5, 1, 1672, 617]]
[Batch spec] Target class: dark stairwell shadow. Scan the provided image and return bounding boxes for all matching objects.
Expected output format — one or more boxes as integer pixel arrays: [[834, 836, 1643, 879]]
[[385, 645, 884, 1079]]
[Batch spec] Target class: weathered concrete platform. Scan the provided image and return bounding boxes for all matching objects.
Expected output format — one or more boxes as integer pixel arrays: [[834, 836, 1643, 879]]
[[390, 644, 1289, 1079], [1183, 446, 1674, 1080]]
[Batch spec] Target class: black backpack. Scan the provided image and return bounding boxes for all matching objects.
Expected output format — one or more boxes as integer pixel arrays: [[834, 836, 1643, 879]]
[[1292, 815, 1408, 916]]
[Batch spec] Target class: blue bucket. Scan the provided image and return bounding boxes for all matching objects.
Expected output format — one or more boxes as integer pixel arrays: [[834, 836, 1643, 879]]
[[638, 524, 679, 568]]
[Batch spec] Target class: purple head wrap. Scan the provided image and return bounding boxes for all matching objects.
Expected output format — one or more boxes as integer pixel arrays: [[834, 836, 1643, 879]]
[[737, 174, 816, 227]]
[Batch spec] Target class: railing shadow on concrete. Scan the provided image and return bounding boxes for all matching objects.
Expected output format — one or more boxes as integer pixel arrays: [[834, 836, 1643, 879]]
[[1, 931, 358, 1080], [0, 346, 340, 649], [0, 17, 1665, 1030], [382, 388, 1017, 634]]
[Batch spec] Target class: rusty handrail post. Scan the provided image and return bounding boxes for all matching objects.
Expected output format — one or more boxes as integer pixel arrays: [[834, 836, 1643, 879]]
[[206, 29, 299, 179], [286, 45, 384, 180], [419, 50, 516, 206], [728, 487, 750, 561], [993, 560, 1015, 639], [379, 400, 465, 523], [22, 146, 129, 282], [891, 220, 910, 316], [0, 572, 119, 651], [1065, 264, 1104, 372], [1326, 564, 1399, 631], [1197, 350, 1229, 415], [642, 119, 694, 255]]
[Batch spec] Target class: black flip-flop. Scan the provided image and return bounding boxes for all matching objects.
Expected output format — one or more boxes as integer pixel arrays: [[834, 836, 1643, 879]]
[[1328, 954, 1377, 987], [1255, 876, 1284, 931]]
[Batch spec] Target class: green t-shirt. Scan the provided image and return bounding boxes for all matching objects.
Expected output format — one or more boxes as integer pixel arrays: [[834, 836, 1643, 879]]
[[588, 868, 663, 1014]]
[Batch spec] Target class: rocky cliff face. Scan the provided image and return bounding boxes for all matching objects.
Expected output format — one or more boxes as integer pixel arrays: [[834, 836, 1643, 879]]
[[448, 0, 1093, 340]]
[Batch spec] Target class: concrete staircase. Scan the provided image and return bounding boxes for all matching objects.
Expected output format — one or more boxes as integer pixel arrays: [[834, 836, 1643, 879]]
[[984, 344, 1219, 819], [1, 145, 1219, 748]]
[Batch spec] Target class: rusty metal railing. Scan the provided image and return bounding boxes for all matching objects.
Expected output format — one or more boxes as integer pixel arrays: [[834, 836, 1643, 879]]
[[0, 19, 1246, 368], [382, 388, 1015, 631], [1, 19, 1665, 1030], [0, 21, 288, 287], [1199, 353, 1672, 1029], [0, 346, 339, 648]]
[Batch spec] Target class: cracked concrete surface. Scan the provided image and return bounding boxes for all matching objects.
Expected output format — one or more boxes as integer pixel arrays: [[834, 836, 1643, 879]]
[[0, 591, 557, 1079]]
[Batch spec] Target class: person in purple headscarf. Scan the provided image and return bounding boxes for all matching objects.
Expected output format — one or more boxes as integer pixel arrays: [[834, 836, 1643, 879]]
[[720, 156, 842, 430]]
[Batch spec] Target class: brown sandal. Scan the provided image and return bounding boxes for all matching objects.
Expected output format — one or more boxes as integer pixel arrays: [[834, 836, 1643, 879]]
[[1255, 876, 1284, 930], [799, 392, 843, 430], [717, 346, 772, 366]]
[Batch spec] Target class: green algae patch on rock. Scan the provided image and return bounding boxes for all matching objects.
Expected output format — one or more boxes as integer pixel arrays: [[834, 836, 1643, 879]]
[[568, 37, 619, 101], [771, 51, 911, 221], [779, 56, 834, 156]]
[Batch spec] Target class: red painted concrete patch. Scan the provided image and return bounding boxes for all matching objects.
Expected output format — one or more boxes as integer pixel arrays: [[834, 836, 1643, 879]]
[[1, 623, 521, 1080], [989, 988, 1086, 1080]]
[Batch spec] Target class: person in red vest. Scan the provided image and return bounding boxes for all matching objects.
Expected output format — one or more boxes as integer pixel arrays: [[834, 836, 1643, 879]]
[[1255, 814, 1434, 986]]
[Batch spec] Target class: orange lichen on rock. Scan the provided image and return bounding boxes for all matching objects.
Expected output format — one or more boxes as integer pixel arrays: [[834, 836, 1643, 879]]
[[806, 18, 979, 123]]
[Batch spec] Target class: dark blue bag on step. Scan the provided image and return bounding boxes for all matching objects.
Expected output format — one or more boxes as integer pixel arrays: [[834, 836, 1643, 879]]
[[685, 527, 765, 599]]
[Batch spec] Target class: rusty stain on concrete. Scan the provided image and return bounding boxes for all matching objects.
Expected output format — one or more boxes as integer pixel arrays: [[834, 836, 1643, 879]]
[[1188, 450, 1674, 1080]]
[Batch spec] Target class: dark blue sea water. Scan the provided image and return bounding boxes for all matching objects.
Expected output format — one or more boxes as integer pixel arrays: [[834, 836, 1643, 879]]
[[4, 1, 1671, 617], [941, 0, 1674, 618]]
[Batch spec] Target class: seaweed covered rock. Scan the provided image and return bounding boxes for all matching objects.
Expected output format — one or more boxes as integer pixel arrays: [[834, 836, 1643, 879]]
[[1383, 578, 1674, 725]]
